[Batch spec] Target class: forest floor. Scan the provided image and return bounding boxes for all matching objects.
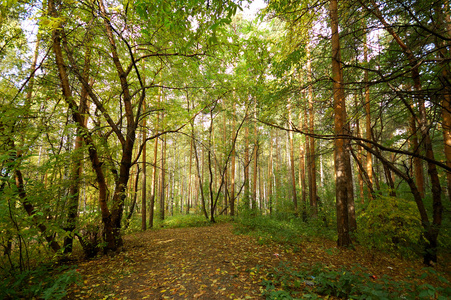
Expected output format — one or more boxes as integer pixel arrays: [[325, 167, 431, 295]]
[[66, 222, 451, 299]]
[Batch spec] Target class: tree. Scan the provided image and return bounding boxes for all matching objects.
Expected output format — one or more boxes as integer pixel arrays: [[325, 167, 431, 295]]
[[330, 0, 353, 247]]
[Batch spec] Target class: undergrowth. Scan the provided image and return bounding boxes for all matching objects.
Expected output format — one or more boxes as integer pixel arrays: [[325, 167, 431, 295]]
[[157, 214, 233, 229], [0, 264, 81, 300], [124, 213, 233, 234], [259, 262, 451, 300], [234, 213, 336, 246], [234, 214, 451, 299]]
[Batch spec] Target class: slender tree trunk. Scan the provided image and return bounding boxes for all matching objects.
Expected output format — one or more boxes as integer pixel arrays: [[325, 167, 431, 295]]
[[299, 108, 308, 221], [192, 122, 209, 220], [355, 96, 365, 203], [208, 109, 216, 222], [187, 138, 193, 214], [410, 104, 425, 198], [268, 129, 274, 214], [65, 60, 92, 252], [259, 166, 264, 212], [159, 135, 166, 221], [244, 121, 250, 209], [141, 100, 147, 231], [307, 45, 318, 216], [149, 120, 158, 228], [222, 112, 228, 215], [252, 111, 259, 212], [363, 26, 374, 200], [287, 98, 298, 215], [230, 101, 236, 216], [274, 132, 281, 209], [125, 166, 140, 229], [330, 0, 352, 247]]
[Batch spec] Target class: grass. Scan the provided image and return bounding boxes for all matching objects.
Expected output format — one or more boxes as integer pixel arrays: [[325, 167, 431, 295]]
[[233, 212, 336, 246]]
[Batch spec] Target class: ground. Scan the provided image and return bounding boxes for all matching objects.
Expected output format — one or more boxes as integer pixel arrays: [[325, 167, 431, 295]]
[[67, 223, 450, 299]]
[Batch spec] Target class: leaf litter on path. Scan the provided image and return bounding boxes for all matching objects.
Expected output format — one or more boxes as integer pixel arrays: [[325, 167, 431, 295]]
[[67, 223, 451, 299]]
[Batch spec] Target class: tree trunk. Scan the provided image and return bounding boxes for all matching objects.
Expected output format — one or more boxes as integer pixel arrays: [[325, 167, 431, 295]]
[[410, 104, 425, 198], [208, 109, 216, 222], [244, 120, 250, 209], [187, 138, 193, 214], [363, 25, 374, 200], [125, 166, 140, 229], [252, 110, 259, 212], [268, 129, 274, 214], [307, 44, 318, 216], [299, 93, 308, 221], [354, 96, 365, 203], [287, 98, 298, 215], [159, 135, 166, 221], [230, 101, 237, 216], [192, 122, 209, 220], [141, 99, 147, 231], [222, 111, 228, 215], [149, 120, 159, 228], [330, 0, 352, 247]]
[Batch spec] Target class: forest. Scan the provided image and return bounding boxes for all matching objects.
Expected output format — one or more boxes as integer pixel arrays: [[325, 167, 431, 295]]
[[1, 0, 451, 299]]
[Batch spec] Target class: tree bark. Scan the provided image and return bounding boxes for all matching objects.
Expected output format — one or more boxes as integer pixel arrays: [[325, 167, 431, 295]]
[[410, 104, 425, 198], [230, 101, 237, 216], [159, 135, 166, 221], [268, 129, 274, 214], [330, 0, 352, 247], [307, 44, 318, 216], [287, 98, 298, 215], [192, 121, 209, 220], [252, 109, 259, 212], [363, 24, 374, 200], [141, 99, 147, 231], [244, 119, 250, 209]]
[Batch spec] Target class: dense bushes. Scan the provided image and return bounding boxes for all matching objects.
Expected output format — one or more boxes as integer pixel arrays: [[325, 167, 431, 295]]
[[0, 264, 80, 300], [355, 196, 424, 257]]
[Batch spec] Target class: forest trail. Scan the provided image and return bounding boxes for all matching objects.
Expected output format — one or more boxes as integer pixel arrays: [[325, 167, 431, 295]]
[[69, 223, 276, 299], [67, 223, 448, 299]]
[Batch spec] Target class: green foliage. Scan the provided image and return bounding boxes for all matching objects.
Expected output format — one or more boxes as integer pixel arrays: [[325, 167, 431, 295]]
[[234, 214, 335, 246], [260, 262, 451, 300], [356, 196, 423, 257], [151, 214, 233, 230], [0, 264, 81, 300], [159, 214, 210, 228]]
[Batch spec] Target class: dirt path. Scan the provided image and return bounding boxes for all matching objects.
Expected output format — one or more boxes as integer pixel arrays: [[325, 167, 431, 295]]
[[70, 223, 279, 299], [68, 223, 450, 299]]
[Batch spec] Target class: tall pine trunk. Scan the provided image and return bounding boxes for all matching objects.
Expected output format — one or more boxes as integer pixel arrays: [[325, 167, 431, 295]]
[[330, 0, 352, 247]]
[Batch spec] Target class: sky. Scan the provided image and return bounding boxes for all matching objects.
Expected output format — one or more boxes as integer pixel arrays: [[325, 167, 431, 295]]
[[242, 0, 267, 19]]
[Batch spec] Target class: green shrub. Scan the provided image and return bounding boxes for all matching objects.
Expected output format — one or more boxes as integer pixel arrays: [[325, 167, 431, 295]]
[[234, 214, 335, 246], [260, 262, 451, 300], [356, 195, 423, 257], [0, 264, 81, 300]]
